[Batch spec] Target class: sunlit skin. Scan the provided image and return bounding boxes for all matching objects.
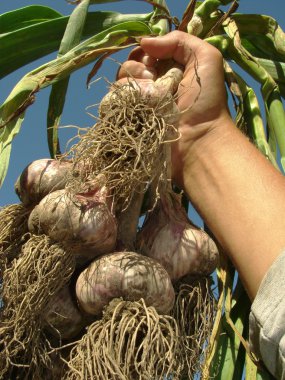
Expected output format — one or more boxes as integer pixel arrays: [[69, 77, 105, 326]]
[[117, 31, 285, 300]]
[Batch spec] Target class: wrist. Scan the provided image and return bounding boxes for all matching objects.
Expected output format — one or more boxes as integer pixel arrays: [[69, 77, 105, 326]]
[[171, 112, 236, 188]]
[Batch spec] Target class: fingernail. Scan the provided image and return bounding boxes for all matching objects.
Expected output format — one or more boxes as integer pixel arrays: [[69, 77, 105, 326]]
[[141, 55, 157, 67], [140, 36, 157, 44], [141, 69, 155, 79], [142, 35, 164, 42]]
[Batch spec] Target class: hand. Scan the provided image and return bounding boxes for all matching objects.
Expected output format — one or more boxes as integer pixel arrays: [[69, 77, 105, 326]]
[[117, 31, 285, 305], [116, 31, 232, 186]]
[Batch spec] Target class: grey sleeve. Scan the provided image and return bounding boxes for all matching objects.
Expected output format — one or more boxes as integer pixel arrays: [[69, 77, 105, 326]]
[[249, 251, 285, 379]]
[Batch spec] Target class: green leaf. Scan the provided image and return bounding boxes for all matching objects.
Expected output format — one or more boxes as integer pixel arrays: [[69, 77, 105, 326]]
[[232, 14, 285, 61], [244, 34, 285, 63], [47, 0, 91, 157], [210, 275, 250, 380], [58, 0, 90, 55], [0, 11, 152, 78], [187, 0, 235, 37], [233, 14, 282, 35], [0, 15, 67, 79], [211, 317, 246, 380], [0, 5, 62, 34], [256, 368, 276, 380], [0, 114, 25, 188], [226, 41, 285, 174], [245, 351, 257, 380], [264, 89, 285, 173], [230, 69, 280, 170], [240, 38, 272, 60], [0, 21, 152, 187], [47, 78, 69, 157], [257, 58, 285, 86], [148, 0, 170, 35], [207, 33, 285, 143]]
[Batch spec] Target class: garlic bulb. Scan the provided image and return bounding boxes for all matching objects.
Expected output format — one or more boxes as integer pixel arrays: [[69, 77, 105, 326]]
[[137, 190, 219, 282], [44, 285, 89, 339], [76, 251, 175, 316], [28, 175, 117, 261], [15, 158, 72, 206]]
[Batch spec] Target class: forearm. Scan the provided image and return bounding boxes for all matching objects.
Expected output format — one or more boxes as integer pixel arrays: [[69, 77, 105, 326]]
[[180, 117, 285, 299]]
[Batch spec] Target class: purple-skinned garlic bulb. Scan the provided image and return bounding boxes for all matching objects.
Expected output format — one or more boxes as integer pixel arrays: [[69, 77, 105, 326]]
[[28, 175, 117, 262], [15, 158, 73, 206], [136, 190, 219, 282]]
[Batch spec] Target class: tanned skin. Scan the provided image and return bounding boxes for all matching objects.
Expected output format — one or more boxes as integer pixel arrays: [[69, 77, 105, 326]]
[[117, 31, 285, 300]]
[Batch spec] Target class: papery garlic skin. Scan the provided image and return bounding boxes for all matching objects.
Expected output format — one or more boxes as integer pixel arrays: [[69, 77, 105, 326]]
[[44, 285, 89, 339], [137, 191, 219, 282], [15, 158, 72, 206], [141, 223, 219, 282], [28, 178, 117, 261], [76, 251, 175, 316]]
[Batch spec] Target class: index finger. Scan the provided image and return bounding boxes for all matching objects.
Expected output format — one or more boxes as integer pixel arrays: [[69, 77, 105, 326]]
[[140, 30, 211, 68]]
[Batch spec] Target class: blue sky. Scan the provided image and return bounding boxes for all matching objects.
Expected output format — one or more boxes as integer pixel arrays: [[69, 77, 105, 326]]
[[0, 0, 284, 226]]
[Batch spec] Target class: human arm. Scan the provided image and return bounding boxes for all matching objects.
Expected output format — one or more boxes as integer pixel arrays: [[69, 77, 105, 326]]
[[118, 30, 285, 300], [117, 30, 285, 378]]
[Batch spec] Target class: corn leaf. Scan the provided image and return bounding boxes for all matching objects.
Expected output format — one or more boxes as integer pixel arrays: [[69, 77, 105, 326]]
[[0, 5, 62, 34], [148, 0, 170, 35], [232, 14, 283, 36], [187, 0, 222, 37], [243, 35, 285, 63], [257, 58, 285, 86], [256, 368, 276, 380], [231, 69, 279, 169], [232, 14, 285, 61], [0, 115, 25, 188], [187, 0, 237, 37], [206, 13, 285, 62], [69, 0, 170, 35], [210, 271, 250, 380], [211, 13, 285, 61], [245, 353, 257, 380], [226, 41, 285, 173], [47, 0, 91, 157], [58, 1, 90, 56], [202, 252, 229, 378], [47, 79, 69, 157], [0, 21, 151, 187], [0, 11, 152, 78], [83, 0, 171, 35]]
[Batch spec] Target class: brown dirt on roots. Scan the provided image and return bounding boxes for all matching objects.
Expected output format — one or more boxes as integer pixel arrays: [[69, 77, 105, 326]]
[[65, 83, 179, 210], [64, 298, 184, 380], [171, 276, 217, 379], [0, 204, 30, 270], [0, 234, 76, 379]]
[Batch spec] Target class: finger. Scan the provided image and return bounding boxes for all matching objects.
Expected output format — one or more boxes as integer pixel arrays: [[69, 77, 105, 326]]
[[128, 46, 145, 61], [141, 30, 224, 114], [140, 30, 211, 67], [128, 47, 158, 68], [116, 60, 156, 81]]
